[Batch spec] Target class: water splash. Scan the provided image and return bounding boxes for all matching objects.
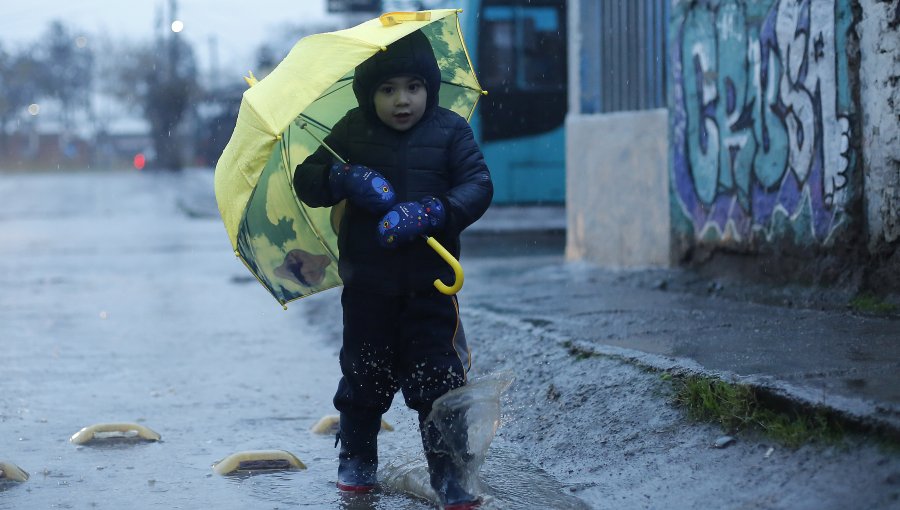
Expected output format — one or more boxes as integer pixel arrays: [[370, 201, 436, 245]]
[[380, 372, 514, 504], [427, 371, 514, 491], [377, 371, 589, 509]]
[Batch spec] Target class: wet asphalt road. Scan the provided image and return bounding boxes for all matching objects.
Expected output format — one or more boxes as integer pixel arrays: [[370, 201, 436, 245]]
[[0, 169, 581, 510], [1, 170, 353, 508]]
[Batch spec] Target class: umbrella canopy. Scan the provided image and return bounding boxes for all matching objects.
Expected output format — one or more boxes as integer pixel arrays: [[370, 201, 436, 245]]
[[214, 10, 485, 307]]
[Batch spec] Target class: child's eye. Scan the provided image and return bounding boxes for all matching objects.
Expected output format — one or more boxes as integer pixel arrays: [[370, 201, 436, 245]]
[[379, 86, 394, 95], [408, 83, 421, 92]]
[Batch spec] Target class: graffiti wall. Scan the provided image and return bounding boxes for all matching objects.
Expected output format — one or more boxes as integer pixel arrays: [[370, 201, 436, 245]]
[[670, 0, 856, 249]]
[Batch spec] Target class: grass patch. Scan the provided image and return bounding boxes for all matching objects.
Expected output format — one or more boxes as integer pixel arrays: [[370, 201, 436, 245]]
[[561, 340, 598, 361], [671, 375, 844, 447], [849, 293, 898, 315]]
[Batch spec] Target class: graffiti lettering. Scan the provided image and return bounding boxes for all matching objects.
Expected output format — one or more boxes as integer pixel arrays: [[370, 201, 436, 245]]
[[672, 0, 853, 245]]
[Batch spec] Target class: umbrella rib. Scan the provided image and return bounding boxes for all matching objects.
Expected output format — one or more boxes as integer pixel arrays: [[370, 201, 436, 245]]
[[454, 12, 484, 93], [314, 78, 353, 102], [235, 250, 286, 307], [278, 137, 342, 266], [297, 114, 332, 134], [291, 80, 351, 133], [451, 11, 486, 122], [441, 80, 483, 93], [335, 35, 387, 52]]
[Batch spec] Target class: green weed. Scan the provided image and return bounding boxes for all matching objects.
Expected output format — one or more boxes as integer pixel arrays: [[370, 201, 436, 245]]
[[561, 340, 597, 361], [849, 294, 898, 315], [671, 375, 843, 448]]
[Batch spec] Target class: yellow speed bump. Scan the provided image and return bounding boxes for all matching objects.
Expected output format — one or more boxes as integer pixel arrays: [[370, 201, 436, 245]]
[[212, 450, 306, 475], [70, 423, 161, 445], [0, 461, 29, 482], [310, 414, 395, 435]]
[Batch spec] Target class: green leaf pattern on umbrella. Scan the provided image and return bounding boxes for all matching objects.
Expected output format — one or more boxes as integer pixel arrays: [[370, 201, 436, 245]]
[[422, 20, 482, 120], [217, 11, 483, 307], [237, 144, 341, 303]]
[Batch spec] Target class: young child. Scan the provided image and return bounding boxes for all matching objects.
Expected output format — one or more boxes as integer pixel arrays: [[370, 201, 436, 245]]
[[293, 30, 492, 509]]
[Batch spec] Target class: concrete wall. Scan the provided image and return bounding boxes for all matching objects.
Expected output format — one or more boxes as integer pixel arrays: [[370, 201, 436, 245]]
[[565, 110, 670, 267], [565, 0, 898, 289], [565, 0, 671, 268], [858, 0, 900, 250], [669, 0, 857, 252]]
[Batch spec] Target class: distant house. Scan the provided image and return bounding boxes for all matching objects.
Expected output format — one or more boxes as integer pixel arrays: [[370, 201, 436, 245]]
[[0, 95, 152, 171]]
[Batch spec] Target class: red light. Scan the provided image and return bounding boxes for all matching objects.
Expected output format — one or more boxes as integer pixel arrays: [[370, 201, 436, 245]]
[[133, 153, 146, 170]]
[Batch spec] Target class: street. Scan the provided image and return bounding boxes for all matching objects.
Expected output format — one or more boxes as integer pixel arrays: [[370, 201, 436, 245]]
[[0, 170, 583, 509], [1, 169, 898, 509]]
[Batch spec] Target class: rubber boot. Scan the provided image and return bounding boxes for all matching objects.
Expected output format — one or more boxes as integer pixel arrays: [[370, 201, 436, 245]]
[[425, 450, 481, 509], [336, 412, 381, 492], [421, 417, 480, 509]]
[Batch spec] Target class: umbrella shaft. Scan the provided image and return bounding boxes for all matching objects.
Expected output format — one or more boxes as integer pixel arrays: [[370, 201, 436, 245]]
[[301, 123, 347, 164]]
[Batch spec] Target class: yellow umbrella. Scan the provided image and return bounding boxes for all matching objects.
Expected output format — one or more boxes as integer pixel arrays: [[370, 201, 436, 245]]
[[214, 10, 485, 308]]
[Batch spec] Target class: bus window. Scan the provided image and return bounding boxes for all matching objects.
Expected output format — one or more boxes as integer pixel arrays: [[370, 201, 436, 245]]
[[479, 2, 567, 141]]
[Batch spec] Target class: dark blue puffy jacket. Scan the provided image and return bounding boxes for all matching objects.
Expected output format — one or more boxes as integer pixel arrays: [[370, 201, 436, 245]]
[[293, 105, 493, 295]]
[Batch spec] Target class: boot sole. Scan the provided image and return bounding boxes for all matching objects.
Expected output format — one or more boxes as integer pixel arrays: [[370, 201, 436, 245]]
[[336, 481, 377, 493], [444, 500, 481, 510], [444, 498, 482, 510]]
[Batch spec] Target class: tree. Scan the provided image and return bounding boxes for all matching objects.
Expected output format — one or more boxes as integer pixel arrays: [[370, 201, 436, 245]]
[[0, 44, 45, 159], [34, 21, 94, 136], [144, 33, 198, 171], [111, 32, 198, 171]]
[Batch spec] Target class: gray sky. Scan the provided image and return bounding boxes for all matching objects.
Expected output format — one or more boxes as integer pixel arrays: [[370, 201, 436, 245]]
[[0, 0, 338, 77]]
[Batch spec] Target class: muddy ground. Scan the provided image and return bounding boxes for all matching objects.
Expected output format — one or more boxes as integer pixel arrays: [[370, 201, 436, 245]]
[[302, 253, 900, 510]]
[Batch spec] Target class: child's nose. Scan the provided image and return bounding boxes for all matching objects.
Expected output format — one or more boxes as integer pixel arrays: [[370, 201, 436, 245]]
[[395, 91, 410, 105]]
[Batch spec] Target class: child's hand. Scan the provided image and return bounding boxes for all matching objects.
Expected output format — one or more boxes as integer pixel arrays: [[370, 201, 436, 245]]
[[376, 196, 446, 248], [328, 163, 396, 214]]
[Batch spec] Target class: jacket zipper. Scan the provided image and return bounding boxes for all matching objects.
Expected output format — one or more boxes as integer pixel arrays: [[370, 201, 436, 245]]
[[397, 133, 410, 292]]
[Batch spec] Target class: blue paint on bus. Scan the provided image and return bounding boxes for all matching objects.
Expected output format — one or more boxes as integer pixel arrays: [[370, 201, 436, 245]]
[[457, 0, 567, 204]]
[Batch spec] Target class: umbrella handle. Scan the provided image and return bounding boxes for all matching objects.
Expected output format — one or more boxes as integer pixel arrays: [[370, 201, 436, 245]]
[[424, 236, 464, 295]]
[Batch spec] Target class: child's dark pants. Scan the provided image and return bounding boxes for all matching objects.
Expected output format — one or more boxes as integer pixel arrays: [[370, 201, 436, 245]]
[[333, 287, 478, 504], [334, 286, 470, 420], [334, 287, 469, 490]]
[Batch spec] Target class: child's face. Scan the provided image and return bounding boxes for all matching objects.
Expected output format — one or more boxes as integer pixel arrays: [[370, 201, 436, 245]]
[[373, 75, 427, 131]]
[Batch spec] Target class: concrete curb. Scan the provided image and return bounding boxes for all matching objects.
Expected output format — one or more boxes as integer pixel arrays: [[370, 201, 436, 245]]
[[566, 340, 900, 440]]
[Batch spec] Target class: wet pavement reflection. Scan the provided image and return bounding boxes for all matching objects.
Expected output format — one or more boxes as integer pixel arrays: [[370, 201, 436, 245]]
[[0, 170, 575, 509]]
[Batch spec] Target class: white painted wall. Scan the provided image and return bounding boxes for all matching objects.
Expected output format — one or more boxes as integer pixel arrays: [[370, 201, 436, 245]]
[[565, 0, 670, 268], [859, 0, 900, 249], [566, 0, 671, 268], [565, 110, 670, 267]]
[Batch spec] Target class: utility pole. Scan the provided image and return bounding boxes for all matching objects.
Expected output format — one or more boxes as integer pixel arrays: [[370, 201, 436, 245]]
[[208, 35, 220, 89], [169, 0, 179, 80]]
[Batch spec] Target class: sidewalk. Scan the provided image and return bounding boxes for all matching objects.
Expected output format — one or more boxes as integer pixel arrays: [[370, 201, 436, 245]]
[[467, 204, 567, 235], [461, 204, 900, 437]]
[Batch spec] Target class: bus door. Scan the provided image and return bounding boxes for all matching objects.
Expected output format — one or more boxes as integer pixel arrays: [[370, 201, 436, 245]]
[[478, 0, 567, 204]]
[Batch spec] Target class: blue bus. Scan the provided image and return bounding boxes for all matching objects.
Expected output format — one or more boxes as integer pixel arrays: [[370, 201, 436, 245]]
[[456, 0, 567, 204]]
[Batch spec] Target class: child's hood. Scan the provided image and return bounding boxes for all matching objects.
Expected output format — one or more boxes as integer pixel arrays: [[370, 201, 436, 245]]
[[352, 30, 441, 121]]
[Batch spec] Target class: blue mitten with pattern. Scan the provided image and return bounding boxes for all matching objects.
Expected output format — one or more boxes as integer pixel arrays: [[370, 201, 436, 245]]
[[328, 163, 396, 214], [377, 196, 446, 248]]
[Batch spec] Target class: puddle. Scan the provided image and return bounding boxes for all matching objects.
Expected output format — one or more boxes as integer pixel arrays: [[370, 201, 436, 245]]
[[0, 172, 589, 510], [379, 373, 590, 509]]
